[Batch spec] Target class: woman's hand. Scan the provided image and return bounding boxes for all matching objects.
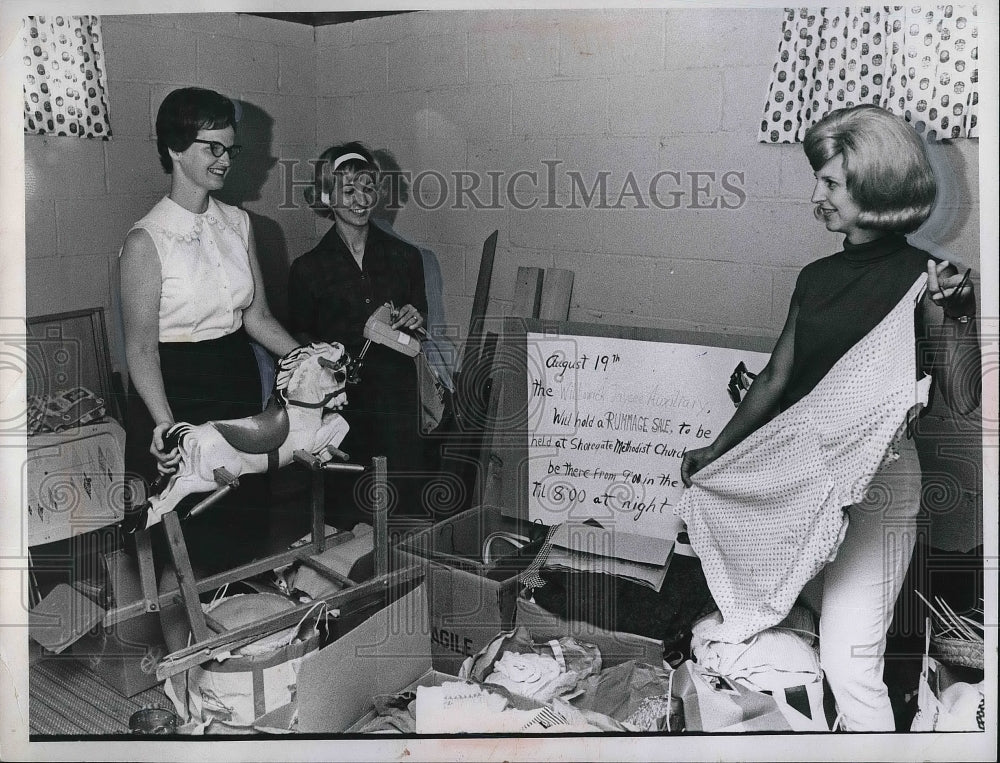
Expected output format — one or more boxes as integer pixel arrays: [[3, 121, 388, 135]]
[[681, 445, 719, 488], [150, 422, 181, 475], [927, 259, 975, 319], [391, 303, 424, 332]]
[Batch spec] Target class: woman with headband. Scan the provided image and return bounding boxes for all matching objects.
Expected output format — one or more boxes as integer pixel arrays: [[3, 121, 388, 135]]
[[288, 142, 429, 533], [678, 105, 981, 731]]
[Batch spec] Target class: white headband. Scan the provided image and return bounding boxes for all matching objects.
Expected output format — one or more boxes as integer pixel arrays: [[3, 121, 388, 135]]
[[331, 152, 370, 172]]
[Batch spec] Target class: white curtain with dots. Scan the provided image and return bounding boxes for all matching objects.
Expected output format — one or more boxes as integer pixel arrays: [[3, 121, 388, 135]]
[[760, 6, 979, 143], [22, 15, 112, 138]]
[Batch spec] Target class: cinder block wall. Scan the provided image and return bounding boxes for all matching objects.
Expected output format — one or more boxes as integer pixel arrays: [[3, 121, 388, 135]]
[[315, 9, 984, 552], [315, 9, 980, 339], [22, 9, 983, 550], [24, 12, 320, 369]]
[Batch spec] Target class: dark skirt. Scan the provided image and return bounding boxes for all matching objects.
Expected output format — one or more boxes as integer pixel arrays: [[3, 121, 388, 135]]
[[123, 328, 269, 572], [326, 343, 430, 529]]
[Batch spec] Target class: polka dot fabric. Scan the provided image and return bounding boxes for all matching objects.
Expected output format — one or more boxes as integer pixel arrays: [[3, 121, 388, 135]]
[[21, 15, 111, 138], [675, 276, 931, 644], [760, 6, 979, 143]]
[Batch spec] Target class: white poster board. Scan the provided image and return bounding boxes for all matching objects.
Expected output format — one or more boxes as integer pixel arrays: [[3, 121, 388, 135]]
[[524, 331, 770, 540]]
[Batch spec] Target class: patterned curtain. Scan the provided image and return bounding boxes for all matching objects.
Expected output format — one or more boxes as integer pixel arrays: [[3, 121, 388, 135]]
[[760, 6, 979, 143], [22, 15, 112, 138]]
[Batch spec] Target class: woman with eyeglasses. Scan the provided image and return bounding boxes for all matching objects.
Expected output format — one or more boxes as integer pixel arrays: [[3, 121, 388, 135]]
[[118, 87, 298, 535]]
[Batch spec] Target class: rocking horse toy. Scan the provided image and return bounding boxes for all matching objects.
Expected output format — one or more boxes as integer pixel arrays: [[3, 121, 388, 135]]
[[123, 342, 353, 533]]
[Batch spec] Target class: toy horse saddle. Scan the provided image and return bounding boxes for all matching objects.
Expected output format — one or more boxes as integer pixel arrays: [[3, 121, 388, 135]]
[[211, 397, 290, 454]]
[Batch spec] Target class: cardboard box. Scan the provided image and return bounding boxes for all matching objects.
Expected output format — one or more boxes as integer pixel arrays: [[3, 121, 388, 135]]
[[392, 505, 539, 674], [256, 583, 444, 733], [70, 549, 168, 697], [515, 595, 664, 668], [26, 420, 126, 546]]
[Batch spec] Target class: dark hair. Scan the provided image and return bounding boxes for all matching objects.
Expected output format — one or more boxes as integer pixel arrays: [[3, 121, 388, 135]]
[[306, 142, 379, 208], [803, 105, 937, 233], [155, 87, 236, 173]]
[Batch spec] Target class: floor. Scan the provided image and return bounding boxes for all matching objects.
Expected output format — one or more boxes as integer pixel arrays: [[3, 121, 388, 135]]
[[27, 481, 325, 737], [29, 656, 171, 736]]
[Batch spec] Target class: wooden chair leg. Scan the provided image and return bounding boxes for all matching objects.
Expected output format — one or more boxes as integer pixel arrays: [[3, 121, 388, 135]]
[[134, 528, 160, 612], [161, 511, 211, 643]]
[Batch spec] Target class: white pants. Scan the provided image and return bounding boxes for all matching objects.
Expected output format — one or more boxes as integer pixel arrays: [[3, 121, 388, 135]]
[[809, 436, 921, 731]]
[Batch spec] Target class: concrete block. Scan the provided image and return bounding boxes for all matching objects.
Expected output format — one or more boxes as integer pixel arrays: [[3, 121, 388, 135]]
[[664, 8, 784, 70], [238, 13, 316, 46], [928, 139, 980, 208], [467, 138, 560, 184], [388, 33, 468, 91], [196, 34, 279, 94], [917, 214, 982, 274], [426, 84, 513, 143], [631, 258, 773, 328], [513, 79, 608, 136], [552, 136, 663, 199], [240, 94, 316, 147], [589, 205, 719, 261], [25, 199, 57, 259], [316, 20, 354, 49], [777, 147, 816, 201], [55, 194, 159, 258], [280, 45, 319, 96], [723, 66, 775, 134], [315, 96, 360, 150], [466, 247, 554, 302], [105, 80, 153, 139], [468, 17, 559, 83], [105, 138, 166, 196], [101, 22, 197, 83], [171, 13, 241, 36], [509, 200, 603, 252], [558, 9, 665, 77], [24, 136, 106, 201], [552, 250, 639, 316], [713, 201, 830, 270], [658, 132, 780, 201], [607, 71, 723, 136], [344, 12, 421, 45], [105, 14, 178, 29], [428, 242, 468, 301], [26, 255, 111, 317], [351, 91, 428, 148], [318, 44, 388, 95]]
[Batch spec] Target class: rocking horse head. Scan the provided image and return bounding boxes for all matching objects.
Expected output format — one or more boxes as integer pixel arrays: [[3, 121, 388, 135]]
[[275, 342, 351, 411]]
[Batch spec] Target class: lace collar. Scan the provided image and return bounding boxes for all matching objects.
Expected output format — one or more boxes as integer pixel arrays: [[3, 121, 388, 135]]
[[147, 195, 240, 242]]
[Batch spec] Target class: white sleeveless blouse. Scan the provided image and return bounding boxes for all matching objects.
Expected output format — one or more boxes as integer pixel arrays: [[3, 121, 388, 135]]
[[126, 196, 254, 342]]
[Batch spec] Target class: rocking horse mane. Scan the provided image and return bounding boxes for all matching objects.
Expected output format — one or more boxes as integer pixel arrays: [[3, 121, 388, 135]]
[[272, 342, 349, 407]]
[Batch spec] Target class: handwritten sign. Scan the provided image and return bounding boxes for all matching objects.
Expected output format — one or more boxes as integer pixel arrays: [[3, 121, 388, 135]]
[[524, 331, 769, 540]]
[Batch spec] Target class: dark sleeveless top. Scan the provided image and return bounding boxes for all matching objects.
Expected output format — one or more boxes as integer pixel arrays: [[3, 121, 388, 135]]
[[781, 233, 935, 410]]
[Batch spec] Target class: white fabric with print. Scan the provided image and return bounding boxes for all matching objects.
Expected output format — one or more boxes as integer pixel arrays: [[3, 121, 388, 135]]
[[126, 196, 254, 342], [676, 275, 930, 643]]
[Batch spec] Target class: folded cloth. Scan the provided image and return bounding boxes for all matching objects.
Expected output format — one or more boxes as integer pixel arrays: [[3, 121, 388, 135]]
[[676, 275, 931, 643], [691, 608, 822, 693]]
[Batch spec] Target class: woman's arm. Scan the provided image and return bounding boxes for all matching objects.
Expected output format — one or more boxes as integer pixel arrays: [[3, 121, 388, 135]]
[[922, 259, 982, 415], [241, 224, 300, 357], [119, 229, 176, 466], [681, 299, 799, 486]]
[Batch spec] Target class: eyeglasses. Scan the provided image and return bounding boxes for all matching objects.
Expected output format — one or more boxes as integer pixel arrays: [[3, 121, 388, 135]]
[[191, 139, 243, 159]]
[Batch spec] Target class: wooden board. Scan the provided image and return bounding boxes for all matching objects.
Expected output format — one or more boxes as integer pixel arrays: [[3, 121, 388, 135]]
[[491, 318, 773, 538]]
